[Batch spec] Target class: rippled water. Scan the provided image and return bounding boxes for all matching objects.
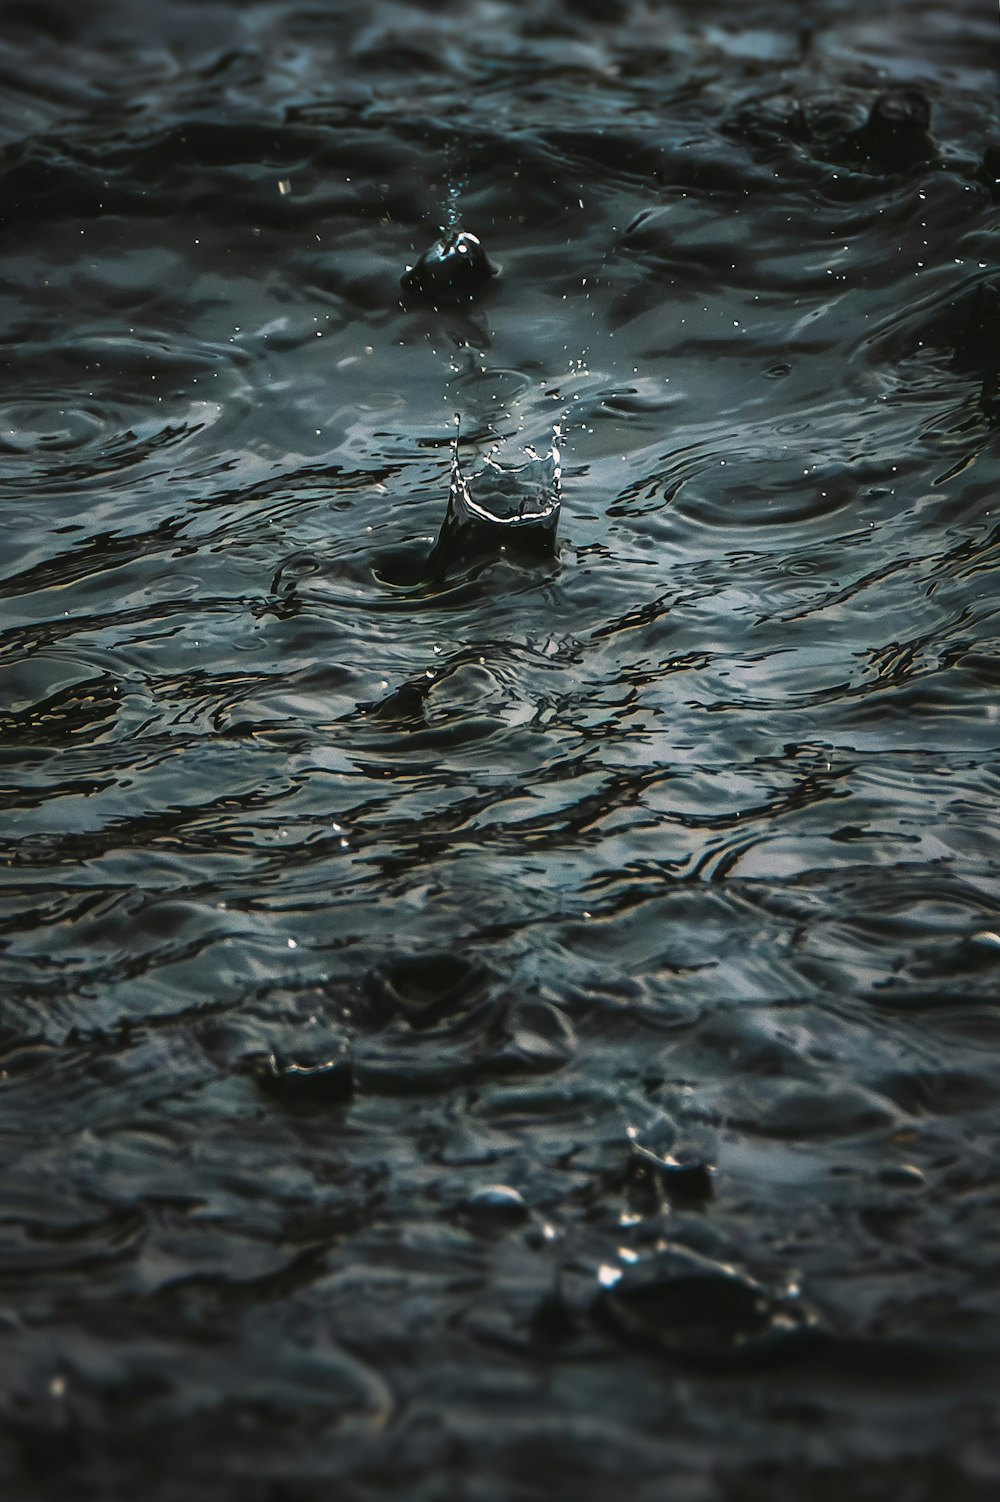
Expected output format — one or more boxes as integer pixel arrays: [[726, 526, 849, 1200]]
[[2, 1, 1000, 1496]]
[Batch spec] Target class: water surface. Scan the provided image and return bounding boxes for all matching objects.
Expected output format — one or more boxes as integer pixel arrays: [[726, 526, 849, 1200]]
[[2, 2, 1000, 1497]]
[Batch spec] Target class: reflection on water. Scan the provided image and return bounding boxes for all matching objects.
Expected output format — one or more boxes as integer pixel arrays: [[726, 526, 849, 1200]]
[[1, 0, 999, 1496]]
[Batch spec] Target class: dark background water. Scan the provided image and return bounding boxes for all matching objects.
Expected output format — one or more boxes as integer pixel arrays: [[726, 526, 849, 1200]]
[[1, 1, 999, 1497]]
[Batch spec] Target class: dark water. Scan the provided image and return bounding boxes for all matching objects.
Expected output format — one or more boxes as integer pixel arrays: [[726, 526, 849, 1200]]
[[2, 1, 1000, 1496]]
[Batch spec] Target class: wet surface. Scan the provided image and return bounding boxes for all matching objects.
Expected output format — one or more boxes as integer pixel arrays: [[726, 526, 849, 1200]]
[[1, 1, 999, 1497]]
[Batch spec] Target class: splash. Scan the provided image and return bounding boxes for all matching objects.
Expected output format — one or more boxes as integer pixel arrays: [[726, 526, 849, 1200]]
[[426, 417, 562, 577]]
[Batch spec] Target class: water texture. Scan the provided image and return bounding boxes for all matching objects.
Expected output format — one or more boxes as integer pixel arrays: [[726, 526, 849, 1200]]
[[1, 1, 999, 1496]]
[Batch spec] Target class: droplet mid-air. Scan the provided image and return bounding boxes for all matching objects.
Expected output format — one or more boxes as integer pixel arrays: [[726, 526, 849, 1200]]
[[401, 229, 498, 305]]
